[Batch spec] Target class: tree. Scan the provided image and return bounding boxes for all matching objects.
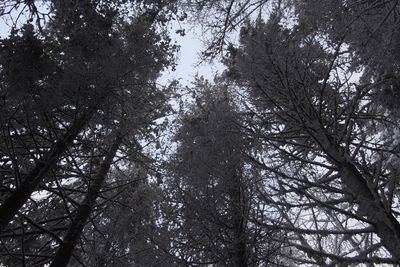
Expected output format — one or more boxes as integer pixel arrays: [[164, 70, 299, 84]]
[[226, 13, 400, 263], [0, 0, 177, 265], [0, 0, 173, 229], [162, 79, 282, 266]]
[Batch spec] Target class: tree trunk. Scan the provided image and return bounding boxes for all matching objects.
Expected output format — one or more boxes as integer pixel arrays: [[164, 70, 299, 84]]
[[338, 161, 400, 259], [230, 173, 248, 267], [49, 135, 122, 267], [0, 104, 99, 233], [316, 128, 400, 260]]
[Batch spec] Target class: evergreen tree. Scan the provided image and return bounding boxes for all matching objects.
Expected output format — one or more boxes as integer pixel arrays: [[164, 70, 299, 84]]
[[162, 80, 281, 266]]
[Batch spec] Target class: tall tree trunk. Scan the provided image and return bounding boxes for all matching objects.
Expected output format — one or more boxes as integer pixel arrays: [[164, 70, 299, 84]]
[[315, 127, 400, 259], [290, 93, 400, 259], [0, 104, 100, 233], [49, 135, 122, 267], [338, 160, 400, 259], [230, 173, 248, 267]]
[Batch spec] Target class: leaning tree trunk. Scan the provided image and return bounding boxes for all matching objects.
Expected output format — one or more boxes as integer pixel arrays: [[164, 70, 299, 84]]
[[312, 125, 400, 260], [49, 135, 122, 267], [0, 100, 102, 233], [287, 89, 400, 260]]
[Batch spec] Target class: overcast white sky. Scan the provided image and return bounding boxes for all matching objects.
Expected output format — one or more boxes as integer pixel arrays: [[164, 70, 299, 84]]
[[159, 22, 225, 87]]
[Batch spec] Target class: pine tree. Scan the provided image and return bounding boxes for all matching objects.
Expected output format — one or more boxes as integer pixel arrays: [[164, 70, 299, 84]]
[[163, 80, 281, 266]]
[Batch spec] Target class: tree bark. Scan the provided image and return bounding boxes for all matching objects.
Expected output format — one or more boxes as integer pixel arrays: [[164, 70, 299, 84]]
[[49, 135, 122, 267], [0, 103, 99, 233]]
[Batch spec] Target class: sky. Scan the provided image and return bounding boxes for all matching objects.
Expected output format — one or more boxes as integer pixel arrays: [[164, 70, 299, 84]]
[[159, 22, 225, 87]]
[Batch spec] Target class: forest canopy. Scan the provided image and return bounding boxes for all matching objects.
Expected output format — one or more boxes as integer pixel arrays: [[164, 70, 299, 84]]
[[0, 0, 400, 266]]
